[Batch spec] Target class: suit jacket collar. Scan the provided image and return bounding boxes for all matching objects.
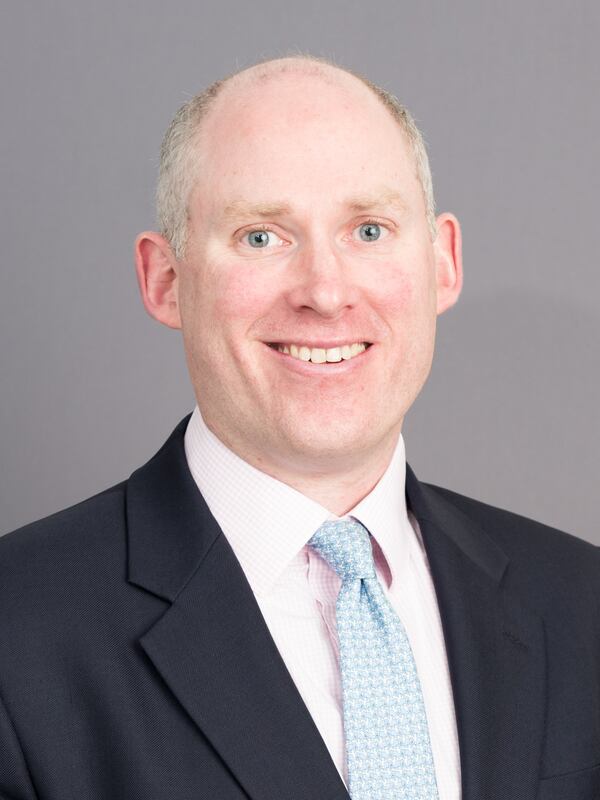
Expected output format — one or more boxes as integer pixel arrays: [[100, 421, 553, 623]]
[[127, 414, 216, 603], [127, 415, 547, 800]]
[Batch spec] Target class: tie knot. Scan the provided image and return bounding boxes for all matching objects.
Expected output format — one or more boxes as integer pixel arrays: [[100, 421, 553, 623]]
[[307, 518, 375, 581]]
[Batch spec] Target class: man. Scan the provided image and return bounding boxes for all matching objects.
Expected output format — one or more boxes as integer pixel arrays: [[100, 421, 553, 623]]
[[0, 55, 598, 800]]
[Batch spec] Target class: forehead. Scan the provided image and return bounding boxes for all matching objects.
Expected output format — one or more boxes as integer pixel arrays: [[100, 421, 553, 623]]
[[191, 68, 421, 218]]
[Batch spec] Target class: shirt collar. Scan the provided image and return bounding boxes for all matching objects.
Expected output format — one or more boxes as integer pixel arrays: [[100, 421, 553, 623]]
[[184, 405, 412, 597]]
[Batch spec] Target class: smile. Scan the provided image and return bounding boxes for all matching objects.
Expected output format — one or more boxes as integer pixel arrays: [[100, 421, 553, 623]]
[[267, 342, 372, 364]]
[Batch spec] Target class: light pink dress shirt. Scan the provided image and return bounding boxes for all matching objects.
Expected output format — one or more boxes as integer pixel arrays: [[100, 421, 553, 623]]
[[184, 405, 461, 798]]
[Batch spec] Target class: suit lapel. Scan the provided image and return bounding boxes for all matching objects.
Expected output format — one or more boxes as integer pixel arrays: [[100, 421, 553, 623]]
[[406, 467, 547, 800], [127, 415, 350, 800]]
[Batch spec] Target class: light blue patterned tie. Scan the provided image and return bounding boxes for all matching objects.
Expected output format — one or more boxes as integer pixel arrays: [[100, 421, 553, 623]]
[[308, 518, 439, 800]]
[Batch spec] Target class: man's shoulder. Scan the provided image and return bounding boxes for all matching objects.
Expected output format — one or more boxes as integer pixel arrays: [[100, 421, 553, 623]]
[[0, 480, 128, 592], [0, 479, 163, 690], [421, 480, 599, 573]]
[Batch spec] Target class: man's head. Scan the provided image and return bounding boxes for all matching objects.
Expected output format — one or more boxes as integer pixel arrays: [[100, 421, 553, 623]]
[[135, 55, 462, 479]]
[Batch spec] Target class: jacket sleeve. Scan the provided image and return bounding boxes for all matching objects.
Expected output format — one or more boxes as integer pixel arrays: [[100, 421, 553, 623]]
[[0, 689, 38, 800]]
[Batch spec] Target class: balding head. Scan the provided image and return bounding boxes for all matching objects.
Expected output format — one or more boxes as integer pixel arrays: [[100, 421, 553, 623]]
[[156, 55, 436, 260]]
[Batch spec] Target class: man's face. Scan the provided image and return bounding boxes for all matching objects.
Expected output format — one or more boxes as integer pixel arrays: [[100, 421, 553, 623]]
[[174, 70, 458, 474]]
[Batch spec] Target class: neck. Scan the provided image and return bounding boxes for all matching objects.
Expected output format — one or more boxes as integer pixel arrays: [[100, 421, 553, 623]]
[[268, 443, 399, 516], [202, 415, 402, 516]]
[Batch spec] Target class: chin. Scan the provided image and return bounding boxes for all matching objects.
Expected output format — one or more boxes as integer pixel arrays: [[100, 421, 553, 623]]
[[278, 419, 380, 463]]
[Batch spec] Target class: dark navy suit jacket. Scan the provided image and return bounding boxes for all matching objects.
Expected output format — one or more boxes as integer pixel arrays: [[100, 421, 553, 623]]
[[1, 415, 599, 800]]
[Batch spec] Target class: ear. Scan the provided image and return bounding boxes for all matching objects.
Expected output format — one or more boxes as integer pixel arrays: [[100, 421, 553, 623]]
[[134, 231, 182, 329], [433, 212, 463, 315]]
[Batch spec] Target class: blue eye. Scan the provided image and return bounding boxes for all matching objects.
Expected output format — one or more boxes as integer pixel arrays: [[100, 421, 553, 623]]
[[244, 229, 287, 249], [358, 222, 381, 242], [246, 230, 271, 248]]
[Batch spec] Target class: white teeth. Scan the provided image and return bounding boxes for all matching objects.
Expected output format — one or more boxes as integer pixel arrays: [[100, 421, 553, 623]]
[[276, 342, 368, 363]]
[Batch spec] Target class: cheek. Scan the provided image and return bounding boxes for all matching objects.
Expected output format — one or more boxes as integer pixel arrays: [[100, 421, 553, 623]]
[[370, 263, 436, 320], [179, 255, 277, 387], [209, 261, 278, 344]]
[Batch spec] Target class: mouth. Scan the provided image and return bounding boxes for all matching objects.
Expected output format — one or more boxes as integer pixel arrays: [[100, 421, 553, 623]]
[[266, 341, 372, 364]]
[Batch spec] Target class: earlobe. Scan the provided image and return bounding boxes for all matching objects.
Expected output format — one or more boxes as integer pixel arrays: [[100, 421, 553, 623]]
[[134, 232, 182, 330], [434, 212, 463, 316]]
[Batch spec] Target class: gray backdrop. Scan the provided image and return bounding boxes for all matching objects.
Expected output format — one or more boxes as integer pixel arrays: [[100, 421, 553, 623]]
[[1, 0, 598, 543]]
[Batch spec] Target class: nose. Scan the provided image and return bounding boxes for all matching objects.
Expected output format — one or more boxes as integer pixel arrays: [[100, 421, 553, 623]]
[[286, 239, 360, 318]]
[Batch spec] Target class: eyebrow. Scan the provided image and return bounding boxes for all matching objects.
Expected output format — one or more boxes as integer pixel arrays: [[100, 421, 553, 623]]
[[222, 201, 293, 221], [221, 188, 409, 222], [345, 189, 409, 213]]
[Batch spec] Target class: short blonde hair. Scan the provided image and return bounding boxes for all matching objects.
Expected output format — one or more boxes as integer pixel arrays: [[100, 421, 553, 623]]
[[156, 55, 437, 260]]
